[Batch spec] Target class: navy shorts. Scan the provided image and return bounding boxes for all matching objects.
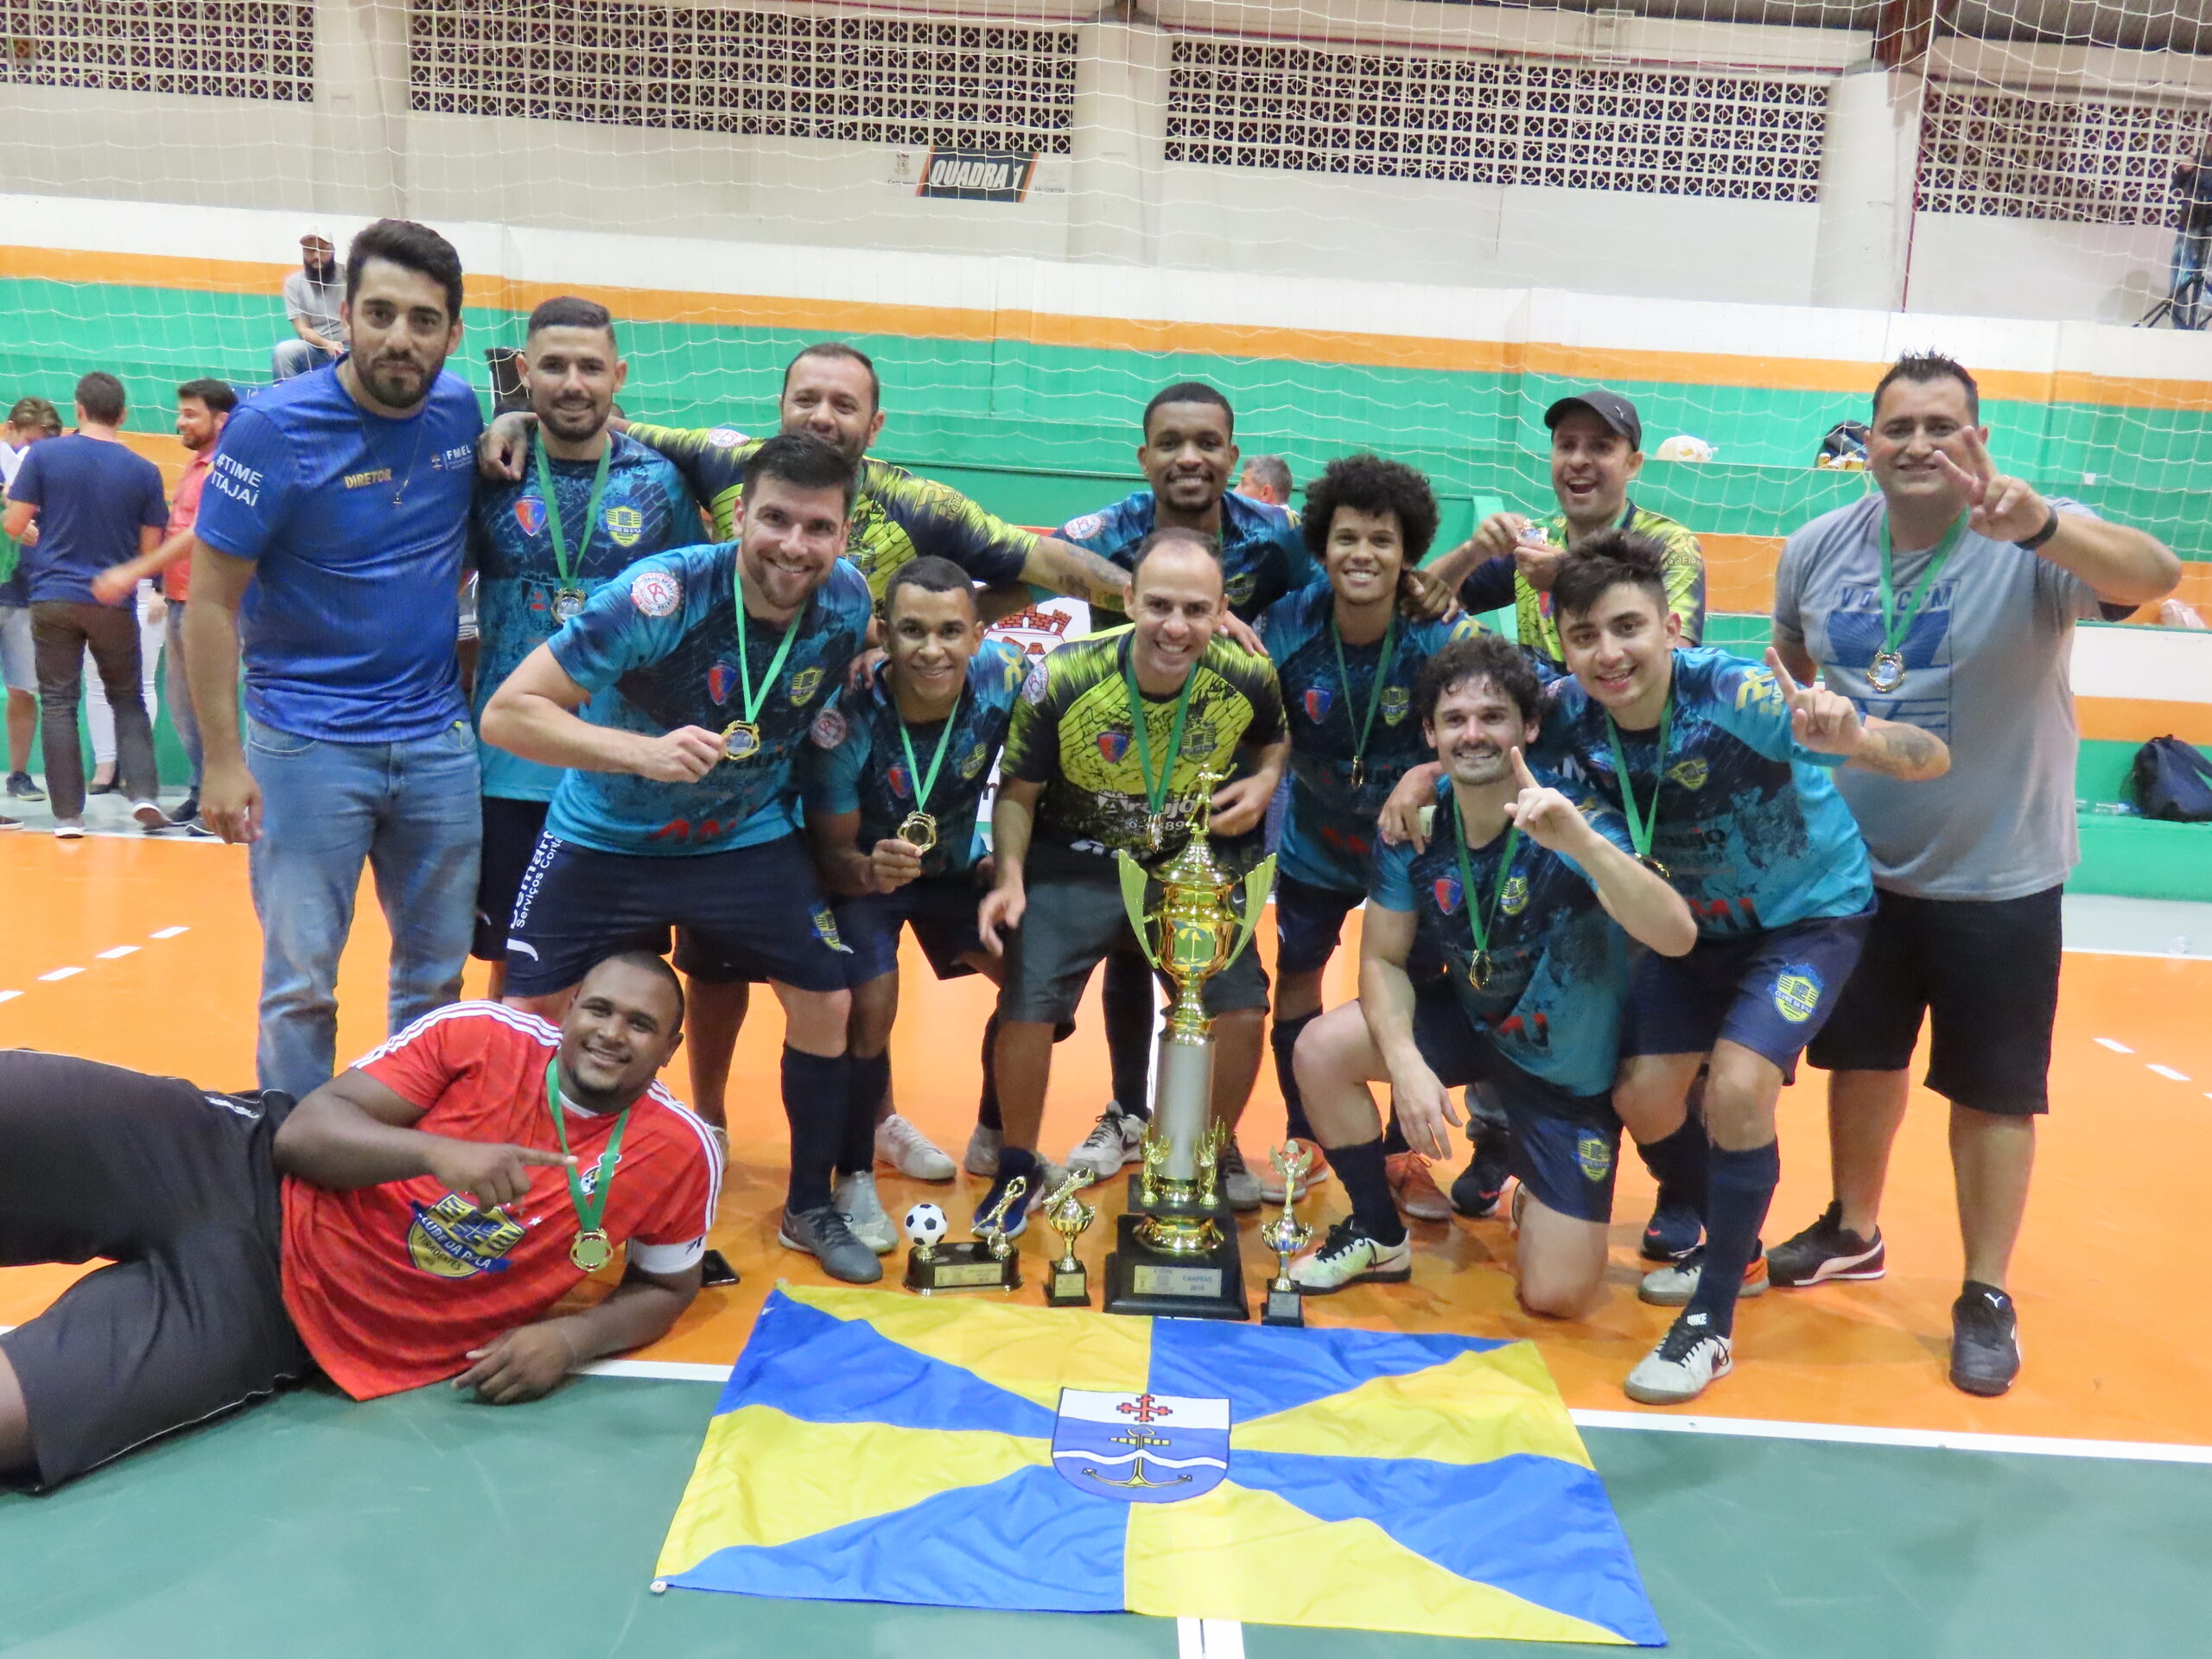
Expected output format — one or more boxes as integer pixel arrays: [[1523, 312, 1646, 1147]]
[[1625, 903, 1874, 1072], [474, 796, 551, 963], [999, 874, 1269, 1027], [1806, 884, 2063, 1116], [836, 874, 989, 986], [1409, 982, 1620, 1224], [505, 831, 850, 998], [1274, 873, 1363, 979]]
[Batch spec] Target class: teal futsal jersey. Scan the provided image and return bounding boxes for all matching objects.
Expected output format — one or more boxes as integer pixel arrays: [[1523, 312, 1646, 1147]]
[[802, 639, 1027, 880], [1369, 773, 1636, 1099], [1262, 580, 1481, 893], [470, 433, 698, 802], [544, 545, 873, 856], [1535, 646, 1874, 938], [1058, 489, 1318, 622]]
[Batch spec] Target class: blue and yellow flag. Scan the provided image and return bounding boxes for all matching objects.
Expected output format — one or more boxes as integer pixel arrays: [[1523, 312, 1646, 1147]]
[[656, 1286, 1663, 1645]]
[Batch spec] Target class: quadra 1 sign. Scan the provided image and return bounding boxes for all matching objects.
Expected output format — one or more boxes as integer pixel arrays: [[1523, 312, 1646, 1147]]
[[914, 149, 1039, 203]]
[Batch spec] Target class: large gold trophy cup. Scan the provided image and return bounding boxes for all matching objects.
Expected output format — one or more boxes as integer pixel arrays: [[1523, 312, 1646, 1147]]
[[1105, 769, 1275, 1319]]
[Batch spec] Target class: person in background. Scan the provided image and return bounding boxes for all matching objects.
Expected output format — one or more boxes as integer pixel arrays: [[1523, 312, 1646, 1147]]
[[1, 372, 167, 837], [273, 233, 346, 381], [0, 397, 61, 813], [1238, 454, 1294, 507], [92, 378, 237, 830], [79, 579, 164, 805], [2168, 141, 2212, 331], [186, 219, 486, 1101]]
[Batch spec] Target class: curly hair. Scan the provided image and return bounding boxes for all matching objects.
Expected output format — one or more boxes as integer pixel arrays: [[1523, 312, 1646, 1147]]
[[1413, 632, 1541, 729], [1299, 453, 1441, 565]]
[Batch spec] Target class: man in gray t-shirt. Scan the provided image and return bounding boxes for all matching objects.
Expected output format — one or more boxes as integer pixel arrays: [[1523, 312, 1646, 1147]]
[[273, 232, 346, 382], [1767, 352, 2179, 1400]]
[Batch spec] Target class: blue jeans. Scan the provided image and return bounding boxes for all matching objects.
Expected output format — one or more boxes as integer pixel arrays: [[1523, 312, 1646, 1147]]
[[2171, 228, 2210, 327], [246, 715, 481, 1099], [271, 338, 331, 380]]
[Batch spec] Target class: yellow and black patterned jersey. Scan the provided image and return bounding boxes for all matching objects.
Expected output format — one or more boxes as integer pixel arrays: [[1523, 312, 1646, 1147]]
[[1520, 503, 1705, 663], [1001, 626, 1284, 875], [626, 423, 1038, 601]]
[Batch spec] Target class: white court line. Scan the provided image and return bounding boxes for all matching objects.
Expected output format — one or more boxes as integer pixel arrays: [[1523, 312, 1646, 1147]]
[[2149, 1064, 2192, 1081], [95, 945, 139, 960], [148, 925, 189, 939], [580, 1358, 2212, 1465], [0, 991, 19, 1004], [36, 966, 81, 982], [2094, 1037, 2135, 1052], [1177, 1618, 1246, 1656]]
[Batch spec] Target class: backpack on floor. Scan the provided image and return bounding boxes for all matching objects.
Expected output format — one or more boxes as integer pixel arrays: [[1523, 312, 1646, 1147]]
[[2133, 735, 2212, 823]]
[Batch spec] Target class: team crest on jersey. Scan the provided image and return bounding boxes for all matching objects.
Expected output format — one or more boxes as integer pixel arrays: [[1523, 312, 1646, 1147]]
[[1224, 571, 1257, 607], [1301, 686, 1334, 723], [604, 505, 645, 548], [630, 569, 682, 617], [1501, 874, 1529, 915], [708, 662, 739, 705], [1576, 1132, 1614, 1183], [961, 741, 988, 779], [1773, 967, 1823, 1024], [790, 667, 825, 706], [809, 709, 847, 749], [887, 763, 912, 798], [706, 427, 746, 449], [811, 906, 853, 953], [1431, 874, 1463, 915], [1020, 659, 1051, 704], [1380, 685, 1410, 725], [406, 1193, 525, 1278], [1183, 720, 1217, 755], [512, 495, 548, 537], [1064, 512, 1105, 541], [1097, 730, 1130, 763], [1667, 757, 1710, 791]]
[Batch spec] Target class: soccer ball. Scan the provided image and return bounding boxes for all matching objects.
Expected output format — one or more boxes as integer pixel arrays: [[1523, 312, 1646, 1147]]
[[903, 1202, 949, 1250]]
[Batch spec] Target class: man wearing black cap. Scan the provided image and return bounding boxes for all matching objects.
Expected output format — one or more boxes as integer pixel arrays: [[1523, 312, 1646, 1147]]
[[1426, 389, 1706, 665]]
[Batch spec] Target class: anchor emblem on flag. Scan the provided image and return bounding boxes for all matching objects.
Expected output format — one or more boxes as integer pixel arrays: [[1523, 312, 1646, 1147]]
[[1050, 1389, 1229, 1504]]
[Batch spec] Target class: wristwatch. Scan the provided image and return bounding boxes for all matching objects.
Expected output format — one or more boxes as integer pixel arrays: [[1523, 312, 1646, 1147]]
[[2015, 507, 2062, 552]]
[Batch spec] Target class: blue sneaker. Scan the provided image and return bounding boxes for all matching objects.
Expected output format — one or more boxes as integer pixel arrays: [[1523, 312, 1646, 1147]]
[[972, 1167, 1035, 1240]]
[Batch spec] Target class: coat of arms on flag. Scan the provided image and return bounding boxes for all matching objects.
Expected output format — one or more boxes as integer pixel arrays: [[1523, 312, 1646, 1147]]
[[653, 1286, 1662, 1644]]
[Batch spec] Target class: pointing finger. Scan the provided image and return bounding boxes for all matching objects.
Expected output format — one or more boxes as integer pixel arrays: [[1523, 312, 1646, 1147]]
[[1762, 647, 1802, 699], [1933, 448, 1983, 499], [1509, 745, 1539, 791]]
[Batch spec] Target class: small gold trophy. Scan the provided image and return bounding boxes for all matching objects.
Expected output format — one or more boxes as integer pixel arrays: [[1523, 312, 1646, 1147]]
[[1039, 1170, 1097, 1307], [902, 1178, 1027, 1294], [1104, 768, 1276, 1320], [1261, 1142, 1317, 1327]]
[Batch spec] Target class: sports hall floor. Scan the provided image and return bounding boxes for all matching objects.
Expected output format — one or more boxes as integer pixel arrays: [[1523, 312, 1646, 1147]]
[[3, 812, 2209, 1657]]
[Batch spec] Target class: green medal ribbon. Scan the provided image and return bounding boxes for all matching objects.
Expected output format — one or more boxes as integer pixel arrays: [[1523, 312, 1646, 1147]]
[[1603, 696, 1674, 874], [729, 559, 806, 730], [894, 690, 963, 817], [531, 437, 613, 596], [1872, 510, 1969, 677], [1123, 642, 1198, 825], [543, 1057, 630, 1261], [1328, 612, 1397, 785], [1448, 791, 1521, 989]]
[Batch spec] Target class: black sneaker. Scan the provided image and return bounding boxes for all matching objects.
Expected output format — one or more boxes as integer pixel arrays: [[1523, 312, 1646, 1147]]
[[1450, 1136, 1510, 1218], [168, 792, 200, 826], [6, 772, 42, 801], [1641, 1190, 1703, 1263], [777, 1205, 883, 1285], [1767, 1201, 1885, 1287], [1949, 1281, 2021, 1397], [86, 777, 119, 797]]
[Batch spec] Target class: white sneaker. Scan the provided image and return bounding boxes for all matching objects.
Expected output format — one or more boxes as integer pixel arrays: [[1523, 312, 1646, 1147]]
[[1624, 1311, 1734, 1405], [53, 821, 85, 840], [834, 1170, 899, 1254], [1288, 1217, 1414, 1294], [130, 800, 167, 830], [1065, 1105, 1147, 1182], [874, 1112, 955, 1181], [963, 1123, 1001, 1177]]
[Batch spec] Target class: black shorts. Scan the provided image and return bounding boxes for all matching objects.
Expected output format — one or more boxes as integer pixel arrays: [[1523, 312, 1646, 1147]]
[[1408, 982, 1620, 1223], [1274, 873, 1363, 979], [0, 1053, 310, 1490], [473, 796, 551, 963], [835, 874, 989, 986], [1806, 884, 2063, 1116], [998, 874, 1269, 1027], [504, 831, 850, 998]]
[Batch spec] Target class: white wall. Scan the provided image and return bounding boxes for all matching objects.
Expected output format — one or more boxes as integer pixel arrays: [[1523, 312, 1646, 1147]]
[[1905, 213, 2180, 327]]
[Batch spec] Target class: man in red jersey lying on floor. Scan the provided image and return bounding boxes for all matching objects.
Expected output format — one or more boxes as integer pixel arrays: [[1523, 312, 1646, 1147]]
[[0, 950, 720, 1490]]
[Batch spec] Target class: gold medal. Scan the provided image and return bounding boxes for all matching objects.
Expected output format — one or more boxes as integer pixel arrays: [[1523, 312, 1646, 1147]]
[[896, 811, 938, 853], [721, 721, 761, 762], [1638, 854, 1671, 880], [1866, 649, 1906, 694], [552, 587, 586, 623], [570, 1229, 613, 1271], [1467, 950, 1491, 990], [1349, 757, 1367, 790], [1144, 810, 1166, 852]]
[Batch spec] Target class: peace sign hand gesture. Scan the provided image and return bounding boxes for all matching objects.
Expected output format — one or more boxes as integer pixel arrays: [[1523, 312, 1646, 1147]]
[[1501, 747, 1592, 855], [1764, 648, 1863, 757], [1933, 427, 2050, 544]]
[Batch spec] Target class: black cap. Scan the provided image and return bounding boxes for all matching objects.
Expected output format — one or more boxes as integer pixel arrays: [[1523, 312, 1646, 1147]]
[[1544, 389, 1642, 451]]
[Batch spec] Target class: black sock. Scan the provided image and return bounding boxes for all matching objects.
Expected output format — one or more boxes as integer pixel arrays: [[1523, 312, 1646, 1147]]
[[781, 1046, 849, 1214], [1269, 1011, 1318, 1142], [1381, 1111, 1410, 1157], [838, 1051, 891, 1177], [976, 1012, 1002, 1133], [1688, 1140, 1779, 1338], [1638, 1118, 1710, 1219], [1103, 952, 1154, 1120], [995, 1141, 1038, 1192], [1327, 1137, 1406, 1246]]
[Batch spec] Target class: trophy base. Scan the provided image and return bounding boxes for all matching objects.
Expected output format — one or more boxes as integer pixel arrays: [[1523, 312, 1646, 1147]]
[[1261, 1282, 1306, 1328], [1045, 1264, 1091, 1308], [905, 1242, 1020, 1294], [1103, 1213, 1248, 1320]]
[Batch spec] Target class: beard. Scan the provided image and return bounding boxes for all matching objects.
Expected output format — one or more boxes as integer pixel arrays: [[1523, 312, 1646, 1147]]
[[357, 351, 435, 412]]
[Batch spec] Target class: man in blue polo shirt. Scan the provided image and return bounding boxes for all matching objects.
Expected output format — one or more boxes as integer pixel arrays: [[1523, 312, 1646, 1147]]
[[185, 219, 486, 1101]]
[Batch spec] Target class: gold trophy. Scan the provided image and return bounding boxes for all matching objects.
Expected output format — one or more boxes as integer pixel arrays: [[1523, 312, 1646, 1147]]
[[1261, 1142, 1317, 1327], [1039, 1170, 1097, 1307], [902, 1178, 1027, 1294], [1105, 768, 1276, 1319]]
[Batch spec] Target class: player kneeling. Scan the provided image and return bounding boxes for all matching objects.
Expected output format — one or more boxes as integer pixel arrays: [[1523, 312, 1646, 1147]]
[[1290, 636, 1694, 1315]]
